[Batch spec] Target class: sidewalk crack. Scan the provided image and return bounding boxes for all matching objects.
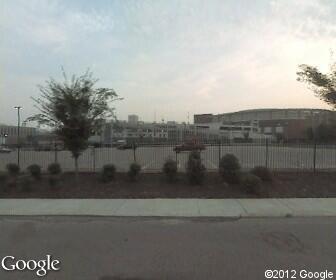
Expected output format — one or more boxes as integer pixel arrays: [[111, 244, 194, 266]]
[[235, 199, 248, 216]]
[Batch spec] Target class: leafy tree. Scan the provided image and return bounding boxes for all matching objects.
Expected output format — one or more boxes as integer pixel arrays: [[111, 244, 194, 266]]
[[297, 63, 336, 108], [27, 70, 121, 175]]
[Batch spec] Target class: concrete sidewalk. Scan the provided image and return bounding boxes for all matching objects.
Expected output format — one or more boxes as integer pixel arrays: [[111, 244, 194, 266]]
[[0, 198, 336, 217]]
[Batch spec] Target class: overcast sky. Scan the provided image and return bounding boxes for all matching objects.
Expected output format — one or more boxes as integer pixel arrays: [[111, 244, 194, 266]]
[[1, 0, 336, 125]]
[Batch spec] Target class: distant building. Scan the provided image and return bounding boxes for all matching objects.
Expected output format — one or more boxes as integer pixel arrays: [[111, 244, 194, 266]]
[[0, 124, 37, 145], [93, 119, 217, 144], [194, 108, 336, 141], [128, 115, 139, 126], [194, 114, 214, 124]]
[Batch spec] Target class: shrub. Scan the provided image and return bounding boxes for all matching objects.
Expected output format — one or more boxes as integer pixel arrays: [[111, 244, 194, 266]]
[[6, 176, 17, 188], [47, 163, 62, 175], [186, 151, 206, 185], [251, 166, 272, 182], [162, 158, 178, 183], [6, 163, 20, 176], [101, 164, 116, 183], [242, 173, 262, 194], [128, 162, 141, 181], [219, 154, 241, 184], [0, 172, 7, 186], [27, 164, 42, 180], [20, 175, 33, 192], [189, 150, 201, 160], [47, 163, 62, 188], [48, 175, 60, 188]]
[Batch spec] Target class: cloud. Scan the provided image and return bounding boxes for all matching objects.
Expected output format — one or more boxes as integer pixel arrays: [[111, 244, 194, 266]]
[[1, 0, 336, 124]]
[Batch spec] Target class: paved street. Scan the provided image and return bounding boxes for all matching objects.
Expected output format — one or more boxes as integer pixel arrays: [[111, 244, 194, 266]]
[[0, 216, 335, 280]]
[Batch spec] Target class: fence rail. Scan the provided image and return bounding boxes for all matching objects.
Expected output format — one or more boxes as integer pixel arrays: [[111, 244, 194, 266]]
[[1, 142, 336, 172]]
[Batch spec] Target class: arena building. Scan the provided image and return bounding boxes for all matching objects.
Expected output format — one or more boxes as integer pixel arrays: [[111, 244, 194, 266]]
[[0, 124, 37, 145], [194, 109, 336, 141]]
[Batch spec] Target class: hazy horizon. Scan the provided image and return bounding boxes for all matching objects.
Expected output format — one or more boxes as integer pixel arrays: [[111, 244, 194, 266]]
[[1, 0, 336, 126]]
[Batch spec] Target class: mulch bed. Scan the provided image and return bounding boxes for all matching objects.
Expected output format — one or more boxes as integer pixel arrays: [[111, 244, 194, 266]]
[[0, 172, 336, 198]]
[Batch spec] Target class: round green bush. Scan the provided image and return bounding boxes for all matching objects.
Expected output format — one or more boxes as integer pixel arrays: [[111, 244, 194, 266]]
[[242, 173, 262, 194], [189, 150, 201, 160], [48, 175, 60, 188], [0, 171, 7, 185], [27, 164, 42, 180], [6, 176, 17, 188], [20, 175, 33, 192], [47, 163, 62, 175], [101, 164, 116, 183], [251, 166, 272, 182], [219, 154, 241, 184], [128, 162, 141, 181], [219, 154, 241, 171], [6, 163, 20, 176], [162, 159, 178, 182], [186, 151, 206, 185]]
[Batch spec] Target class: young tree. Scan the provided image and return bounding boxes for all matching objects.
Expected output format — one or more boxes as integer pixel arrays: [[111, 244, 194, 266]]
[[297, 63, 336, 109], [27, 70, 121, 176]]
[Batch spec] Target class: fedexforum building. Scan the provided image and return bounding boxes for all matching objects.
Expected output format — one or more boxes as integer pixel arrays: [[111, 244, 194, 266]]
[[0, 124, 37, 145], [194, 108, 336, 141]]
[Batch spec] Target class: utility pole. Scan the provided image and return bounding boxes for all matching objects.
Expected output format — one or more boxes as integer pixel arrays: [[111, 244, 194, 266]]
[[14, 106, 22, 166]]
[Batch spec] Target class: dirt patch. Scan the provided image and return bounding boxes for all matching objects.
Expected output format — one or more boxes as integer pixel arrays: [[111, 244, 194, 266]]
[[0, 172, 335, 199]]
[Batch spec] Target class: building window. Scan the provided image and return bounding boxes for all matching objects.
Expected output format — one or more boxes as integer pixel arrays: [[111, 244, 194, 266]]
[[264, 127, 272, 133], [275, 126, 284, 133]]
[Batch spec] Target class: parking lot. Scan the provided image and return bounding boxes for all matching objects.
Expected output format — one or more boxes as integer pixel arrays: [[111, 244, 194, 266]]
[[1, 143, 336, 172]]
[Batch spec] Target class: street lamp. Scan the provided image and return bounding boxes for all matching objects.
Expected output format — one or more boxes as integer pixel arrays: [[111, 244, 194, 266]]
[[14, 106, 22, 166]]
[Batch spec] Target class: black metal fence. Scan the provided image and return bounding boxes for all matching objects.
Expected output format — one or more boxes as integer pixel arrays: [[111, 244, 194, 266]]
[[1, 142, 336, 172]]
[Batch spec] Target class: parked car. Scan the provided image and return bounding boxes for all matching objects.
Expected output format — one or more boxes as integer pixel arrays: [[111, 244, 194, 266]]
[[117, 143, 137, 150], [174, 141, 205, 153], [112, 139, 126, 147], [34, 145, 63, 151], [0, 146, 12, 153]]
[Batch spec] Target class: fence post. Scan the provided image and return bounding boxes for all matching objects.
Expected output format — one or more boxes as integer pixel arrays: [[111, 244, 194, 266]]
[[313, 141, 317, 173], [133, 144, 136, 162], [218, 140, 221, 169], [54, 143, 58, 163], [92, 146, 96, 172], [17, 146, 20, 168], [265, 138, 269, 168]]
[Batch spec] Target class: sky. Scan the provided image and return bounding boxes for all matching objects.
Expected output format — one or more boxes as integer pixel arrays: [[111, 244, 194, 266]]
[[1, 0, 336, 125]]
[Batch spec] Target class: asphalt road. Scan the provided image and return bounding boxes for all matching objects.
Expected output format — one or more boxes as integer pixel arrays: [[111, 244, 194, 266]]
[[0, 217, 335, 280]]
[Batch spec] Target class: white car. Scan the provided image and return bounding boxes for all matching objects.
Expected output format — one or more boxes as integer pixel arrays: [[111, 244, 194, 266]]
[[0, 147, 12, 153]]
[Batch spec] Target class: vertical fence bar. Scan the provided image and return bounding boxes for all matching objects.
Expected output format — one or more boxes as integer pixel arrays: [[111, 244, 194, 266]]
[[92, 146, 96, 172], [265, 138, 269, 168], [218, 140, 221, 169], [17, 146, 20, 168], [54, 143, 58, 163], [313, 142, 317, 173], [133, 144, 136, 162]]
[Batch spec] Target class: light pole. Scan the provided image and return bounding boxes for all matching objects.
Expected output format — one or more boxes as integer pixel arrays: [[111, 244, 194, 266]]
[[14, 106, 22, 166]]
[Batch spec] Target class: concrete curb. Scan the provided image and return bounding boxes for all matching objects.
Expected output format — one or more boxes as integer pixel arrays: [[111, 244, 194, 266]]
[[0, 198, 336, 217]]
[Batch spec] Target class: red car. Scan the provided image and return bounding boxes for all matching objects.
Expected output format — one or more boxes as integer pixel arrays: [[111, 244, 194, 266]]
[[174, 142, 206, 153]]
